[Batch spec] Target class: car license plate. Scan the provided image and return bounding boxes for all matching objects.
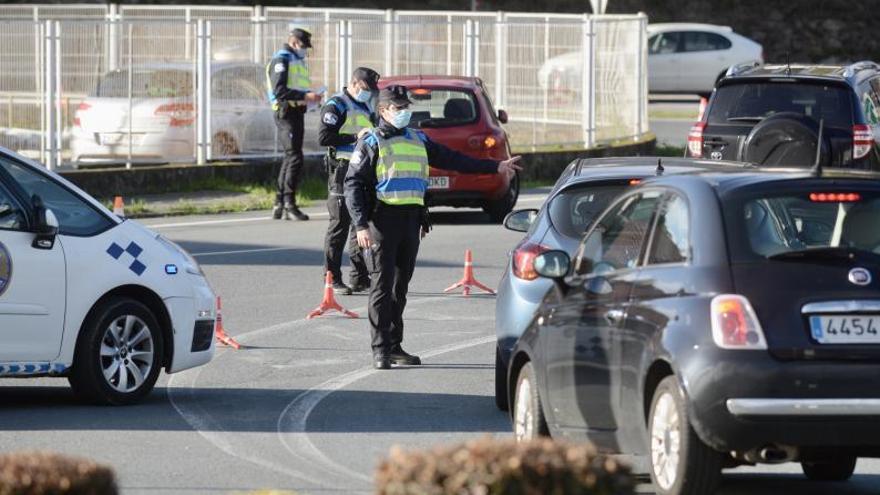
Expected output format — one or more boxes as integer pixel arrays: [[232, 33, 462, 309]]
[[809, 315, 880, 344], [428, 176, 449, 189]]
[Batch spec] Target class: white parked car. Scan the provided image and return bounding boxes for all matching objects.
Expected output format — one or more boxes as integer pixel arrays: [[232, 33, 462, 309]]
[[538, 23, 763, 97], [0, 146, 216, 404], [70, 62, 321, 165]]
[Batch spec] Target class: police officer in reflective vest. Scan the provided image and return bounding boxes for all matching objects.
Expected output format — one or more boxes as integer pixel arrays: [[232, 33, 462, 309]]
[[266, 27, 320, 221], [319, 67, 379, 294], [345, 85, 522, 369]]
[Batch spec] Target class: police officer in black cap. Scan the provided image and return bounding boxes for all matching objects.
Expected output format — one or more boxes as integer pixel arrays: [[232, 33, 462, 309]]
[[319, 67, 379, 294], [266, 26, 320, 221], [345, 85, 522, 369]]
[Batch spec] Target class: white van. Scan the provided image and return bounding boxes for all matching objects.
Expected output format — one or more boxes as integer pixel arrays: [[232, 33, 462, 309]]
[[0, 146, 215, 405]]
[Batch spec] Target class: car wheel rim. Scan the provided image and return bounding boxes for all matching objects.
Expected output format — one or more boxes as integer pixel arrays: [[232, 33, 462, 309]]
[[514, 375, 533, 441], [651, 392, 681, 490], [100, 315, 154, 393]]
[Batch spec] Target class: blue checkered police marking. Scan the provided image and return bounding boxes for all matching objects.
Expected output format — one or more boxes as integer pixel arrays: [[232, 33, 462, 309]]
[[107, 241, 147, 276], [0, 362, 67, 376]]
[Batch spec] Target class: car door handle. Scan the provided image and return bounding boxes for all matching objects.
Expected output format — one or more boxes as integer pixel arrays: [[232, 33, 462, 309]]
[[604, 308, 625, 324]]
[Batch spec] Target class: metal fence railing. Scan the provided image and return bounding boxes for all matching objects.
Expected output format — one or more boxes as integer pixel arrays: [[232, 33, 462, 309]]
[[0, 5, 648, 169]]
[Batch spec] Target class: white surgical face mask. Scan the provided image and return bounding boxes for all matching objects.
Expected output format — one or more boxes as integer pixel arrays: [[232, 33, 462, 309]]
[[354, 88, 372, 103], [293, 47, 307, 58], [388, 109, 412, 129]]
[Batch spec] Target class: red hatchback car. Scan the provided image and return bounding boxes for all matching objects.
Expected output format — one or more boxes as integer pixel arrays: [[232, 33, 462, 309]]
[[378, 76, 517, 222]]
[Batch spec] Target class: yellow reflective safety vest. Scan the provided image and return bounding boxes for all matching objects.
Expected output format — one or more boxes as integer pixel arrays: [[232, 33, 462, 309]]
[[265, 48, 311, 111], [330, 92, 374, 161], [374, 129, 430, 206]]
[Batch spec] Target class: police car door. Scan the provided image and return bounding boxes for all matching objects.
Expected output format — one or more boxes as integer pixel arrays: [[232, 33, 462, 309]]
[[0, 169, 66, 362]]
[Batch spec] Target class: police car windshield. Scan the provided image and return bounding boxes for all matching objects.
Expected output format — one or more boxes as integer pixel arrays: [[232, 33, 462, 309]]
[[94, 69, 194, 98], [407, 89, 478, 128], [708, 82, 852, 128], [723, 188, 880, 261]]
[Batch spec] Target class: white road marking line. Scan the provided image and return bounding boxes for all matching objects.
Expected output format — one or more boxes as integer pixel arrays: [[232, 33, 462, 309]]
[[275, 334, 497, 485], [192, 247, 293, 257]]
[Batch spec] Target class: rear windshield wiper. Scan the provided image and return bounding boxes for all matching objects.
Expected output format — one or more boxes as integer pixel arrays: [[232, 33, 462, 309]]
[[727, 116, 764, 122], [768, 247, 880, 262]]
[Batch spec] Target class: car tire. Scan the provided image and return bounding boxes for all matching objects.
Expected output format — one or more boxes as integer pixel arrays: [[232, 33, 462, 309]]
[[802, 457, 857, 482], [648, 376, 722, 495], [68, 297, 164, 406], [512, 361, 549, 441], [494, 347, 509, 411], [483, 173, 519, 223]]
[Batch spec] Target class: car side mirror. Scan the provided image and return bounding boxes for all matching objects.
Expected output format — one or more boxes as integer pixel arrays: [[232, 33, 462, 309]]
[[503, 208, 538, 232], [534, 250, 571, 280], [497, 109, 509, 124], [32, 195, 59, 250]]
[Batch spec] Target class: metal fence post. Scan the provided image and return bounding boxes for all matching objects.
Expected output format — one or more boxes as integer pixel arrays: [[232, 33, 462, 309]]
[[384, 10, 394, 76], [196, 19, 206, 165], [206, 20, 213, 161], [126, 22, 133, 169], [581, 14, 596, 149], [637, 12, 647, 137], [464, 19, 475, 77], [107, 3, 119, 71], [446, 15, 453, 76], [494, 11, 504, 108], [42, 20, 55, 169], [252, 5, 264, 64]]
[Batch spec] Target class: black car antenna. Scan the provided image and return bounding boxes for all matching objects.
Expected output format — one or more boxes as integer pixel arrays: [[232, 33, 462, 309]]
[[656, 158, 665, 176], [812, 118, 824, 177]]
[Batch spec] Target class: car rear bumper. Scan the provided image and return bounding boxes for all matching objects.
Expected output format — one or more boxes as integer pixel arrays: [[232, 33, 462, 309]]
[[685, 350, 880, 452]]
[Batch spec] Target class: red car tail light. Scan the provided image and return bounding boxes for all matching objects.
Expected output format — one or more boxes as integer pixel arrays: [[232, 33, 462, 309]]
[[710, 295, 767, 349], [809, 192, 861, 202], [155, 102, 195, 127], [512, 240, 549, 281], [687, 122, 706, 157], [468, 133, 499, 150], [73, 102, 91, 127], [853, 124, 873, 160]]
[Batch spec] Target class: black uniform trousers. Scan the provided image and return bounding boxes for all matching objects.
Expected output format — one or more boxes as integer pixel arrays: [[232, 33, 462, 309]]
[[366, 205, 422, 356], [324, 194, 369, 285], [274, 105, 306, 205]]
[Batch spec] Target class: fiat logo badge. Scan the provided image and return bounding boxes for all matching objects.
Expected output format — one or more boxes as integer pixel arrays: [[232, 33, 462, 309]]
[[849, 267, 872, 286]]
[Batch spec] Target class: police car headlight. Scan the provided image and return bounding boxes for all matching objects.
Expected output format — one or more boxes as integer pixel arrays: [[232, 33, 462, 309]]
[[157, 236, 204, 277]]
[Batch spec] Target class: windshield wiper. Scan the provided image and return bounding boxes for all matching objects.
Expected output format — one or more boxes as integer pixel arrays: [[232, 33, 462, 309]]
[[727, 116, 765, 122], [768, 247, 880, 262]]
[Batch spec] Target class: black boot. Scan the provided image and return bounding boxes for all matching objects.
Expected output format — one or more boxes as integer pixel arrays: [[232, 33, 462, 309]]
[[389, 345, 421, 366], [272, 203, 283, 220], [286, 204, 309, 221], [373, 354, 391, 370], [332, 281, 352, 295], [349, 278, 370, 293]]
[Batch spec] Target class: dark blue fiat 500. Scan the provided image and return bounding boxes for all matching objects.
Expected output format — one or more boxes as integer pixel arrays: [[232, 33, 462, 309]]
[[508, 167, 880, 495]]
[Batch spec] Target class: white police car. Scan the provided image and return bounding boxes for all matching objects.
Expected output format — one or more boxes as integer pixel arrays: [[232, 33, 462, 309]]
[[0, 146, 215, 405]]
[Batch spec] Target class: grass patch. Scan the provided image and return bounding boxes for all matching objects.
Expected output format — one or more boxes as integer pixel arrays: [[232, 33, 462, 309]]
[[649, 108, 699, 120], [654, 144, 687, 157]]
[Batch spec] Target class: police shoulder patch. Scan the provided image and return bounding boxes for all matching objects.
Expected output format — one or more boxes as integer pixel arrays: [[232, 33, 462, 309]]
[[274, 62, 285, 73], [322, 113, 339, 125]]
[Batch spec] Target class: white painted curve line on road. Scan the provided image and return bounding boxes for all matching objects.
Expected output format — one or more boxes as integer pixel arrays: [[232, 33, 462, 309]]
[[275, 334, 497, 485], [149, 212, 330, 229], [192, 246, 293, 257]]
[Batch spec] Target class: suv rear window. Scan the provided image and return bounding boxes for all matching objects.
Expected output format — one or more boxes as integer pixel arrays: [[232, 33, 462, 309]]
[[549, 183, 627, 237], [724, 187, 880, 261], [708, 82, 853, 128], [407, 89, 478, 128]]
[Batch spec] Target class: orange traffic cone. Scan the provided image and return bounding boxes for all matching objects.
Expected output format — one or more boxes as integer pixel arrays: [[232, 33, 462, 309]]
[[112, 196, 125, 217], [697, 96, 708, 121], [214, 297, 241, 349], [444, 249, 495, 296], [307, 272, 359, 319]]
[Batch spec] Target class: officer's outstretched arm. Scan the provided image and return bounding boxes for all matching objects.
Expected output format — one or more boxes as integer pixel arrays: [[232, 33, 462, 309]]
[[422, 134, 500, 174], [344, 139, 377, 231]]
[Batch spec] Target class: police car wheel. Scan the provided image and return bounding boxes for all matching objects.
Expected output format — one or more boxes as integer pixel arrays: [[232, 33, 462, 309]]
[[69, 297, 164, 406], [494, 347, 509, 411]]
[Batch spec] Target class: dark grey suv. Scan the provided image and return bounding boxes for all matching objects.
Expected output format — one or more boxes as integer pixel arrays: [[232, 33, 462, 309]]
[[688, 62, 880, 170]]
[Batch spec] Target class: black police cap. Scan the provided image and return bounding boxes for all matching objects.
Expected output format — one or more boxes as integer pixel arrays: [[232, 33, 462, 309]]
[[378, 85, 412, 107], [288, 27, 313, 48]]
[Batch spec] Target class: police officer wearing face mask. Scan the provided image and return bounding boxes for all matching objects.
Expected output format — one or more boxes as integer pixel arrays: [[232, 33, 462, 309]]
[[345, 85, 523, 370], [266, 26, 321, 221], [319, 67, 379, 295]]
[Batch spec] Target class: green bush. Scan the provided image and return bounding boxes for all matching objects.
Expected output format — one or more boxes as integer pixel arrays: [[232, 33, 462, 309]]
[[0, 452, 117, 495], [375, 437, 634, 495]]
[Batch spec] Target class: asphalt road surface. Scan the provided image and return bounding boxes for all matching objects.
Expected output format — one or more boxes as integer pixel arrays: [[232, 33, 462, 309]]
[[650, 95, 700, 148], [3, 191, 880, 494]]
